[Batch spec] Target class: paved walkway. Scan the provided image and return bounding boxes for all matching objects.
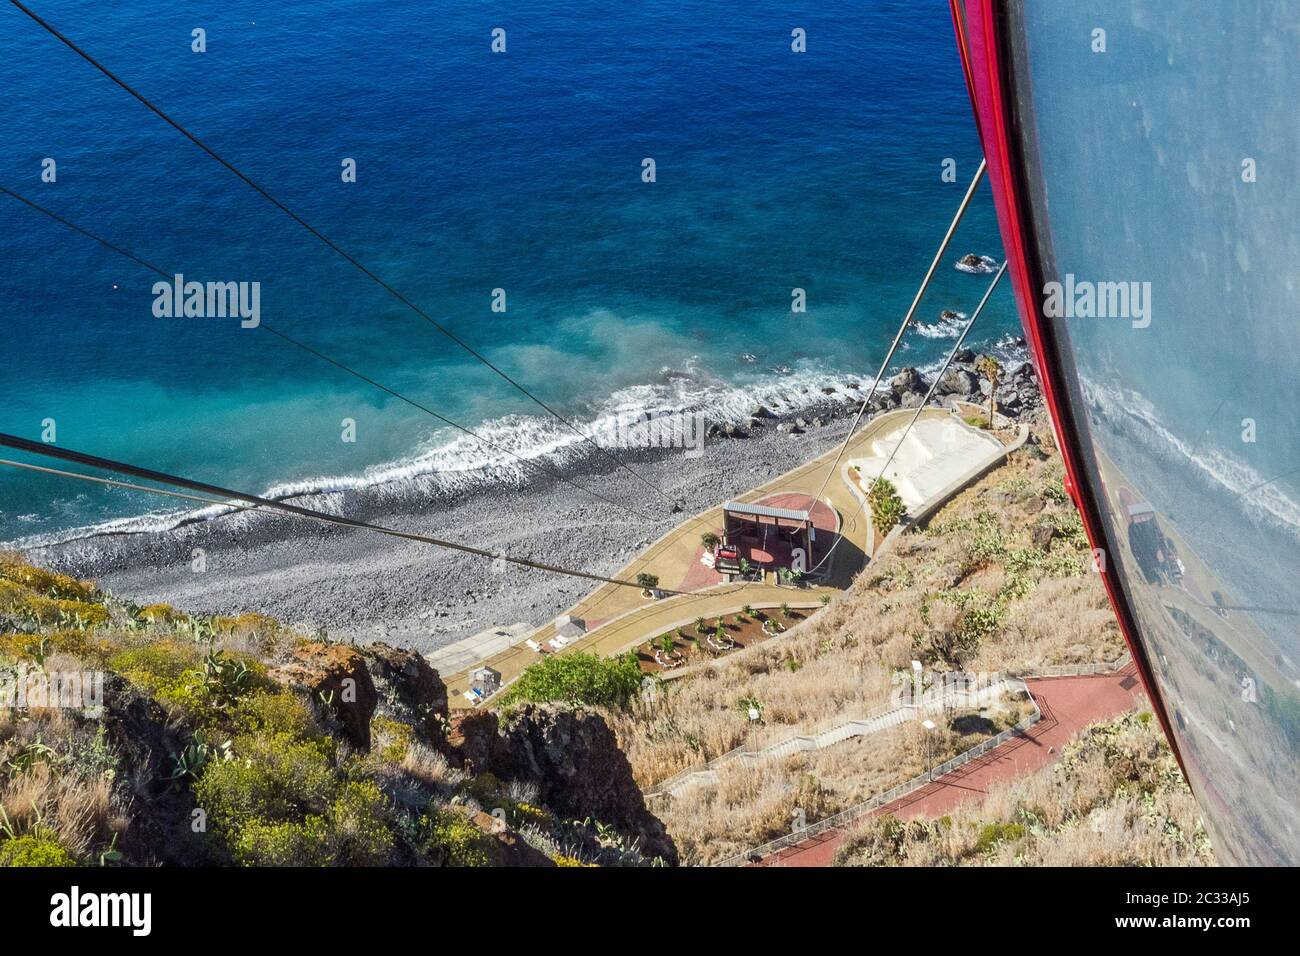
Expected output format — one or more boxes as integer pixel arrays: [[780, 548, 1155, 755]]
[[754, 664, 1145, 866], [443, 408, 959, 704]]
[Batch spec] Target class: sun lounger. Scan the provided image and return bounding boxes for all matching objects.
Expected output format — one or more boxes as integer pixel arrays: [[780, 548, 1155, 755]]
[[526, 639, 544, 653]]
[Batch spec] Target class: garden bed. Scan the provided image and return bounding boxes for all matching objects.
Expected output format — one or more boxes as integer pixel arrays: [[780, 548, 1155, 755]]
[[633, 605, 816, 674]]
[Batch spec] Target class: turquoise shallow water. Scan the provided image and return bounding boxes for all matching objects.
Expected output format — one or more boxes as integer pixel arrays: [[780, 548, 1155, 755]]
[[0, 0, 1018, 542]]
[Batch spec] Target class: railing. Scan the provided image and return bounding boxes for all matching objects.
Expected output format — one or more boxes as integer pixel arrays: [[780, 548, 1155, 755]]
[[714, 707, 1041, 867], [711, 653, 1134, 867], [646, 676, 1027, 799], [1008, 652, 1131, 679]]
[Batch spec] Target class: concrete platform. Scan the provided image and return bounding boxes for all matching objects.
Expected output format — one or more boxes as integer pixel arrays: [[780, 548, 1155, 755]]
[[426, 622, 532, 674], [847, 417, 1002, 510]]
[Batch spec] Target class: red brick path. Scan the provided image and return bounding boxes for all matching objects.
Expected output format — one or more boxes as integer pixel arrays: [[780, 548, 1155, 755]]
[[753, 664, 1145, 866]]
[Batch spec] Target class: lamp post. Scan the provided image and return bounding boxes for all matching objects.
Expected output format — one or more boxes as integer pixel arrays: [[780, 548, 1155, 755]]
[[922, 719, 936, 781]]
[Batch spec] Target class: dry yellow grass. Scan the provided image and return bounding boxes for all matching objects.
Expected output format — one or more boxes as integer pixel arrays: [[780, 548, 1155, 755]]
[[650, 696, 1032, 865], [833, 710, 1213, 866], [611, 415, 1130, 861], [0, 707, 129, 860]]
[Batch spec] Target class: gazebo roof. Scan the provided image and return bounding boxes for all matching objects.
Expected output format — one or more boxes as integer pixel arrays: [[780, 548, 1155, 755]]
[[722, 500, 811, 523]]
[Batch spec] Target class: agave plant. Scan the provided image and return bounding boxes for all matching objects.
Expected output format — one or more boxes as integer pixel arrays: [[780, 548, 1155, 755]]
[[165, 731, 232, 790], [203, 650, 252, 705], [25, 635, 50, 667]]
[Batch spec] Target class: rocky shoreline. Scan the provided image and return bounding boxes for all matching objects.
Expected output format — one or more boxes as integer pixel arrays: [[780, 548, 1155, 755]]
[[31, 355, 1041, 656]]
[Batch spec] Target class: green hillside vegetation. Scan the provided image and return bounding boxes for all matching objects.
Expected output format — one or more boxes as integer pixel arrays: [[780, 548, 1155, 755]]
[[0, 553, 665, 868]]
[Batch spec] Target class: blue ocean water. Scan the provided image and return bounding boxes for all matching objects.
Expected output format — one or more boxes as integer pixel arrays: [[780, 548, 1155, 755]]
[[0, 0, 1017, 543]]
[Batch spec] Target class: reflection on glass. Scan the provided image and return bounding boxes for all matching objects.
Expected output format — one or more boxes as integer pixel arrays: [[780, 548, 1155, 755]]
[[1005, 2, 1300, 864]]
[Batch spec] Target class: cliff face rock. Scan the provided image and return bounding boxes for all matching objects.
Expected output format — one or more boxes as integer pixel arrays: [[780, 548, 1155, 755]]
[[501, 705, 678, 865], [447, 710, 507, 774], [99, 673, 211, 865], [268, 642, 377, 749], [464, 809, 556, 867], [360, 642, 449, 747]]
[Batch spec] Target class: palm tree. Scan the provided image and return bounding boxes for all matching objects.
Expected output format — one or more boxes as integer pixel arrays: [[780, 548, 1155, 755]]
[[694, 616, 707, 634], [975, 355, 1001, 426]]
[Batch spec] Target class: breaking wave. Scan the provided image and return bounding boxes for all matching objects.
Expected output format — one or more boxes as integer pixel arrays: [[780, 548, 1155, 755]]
[[9, 337, 1036, 553], [912, 310, 966, 339], [954, 254, 998, 275], [5, 362, 876, 550]]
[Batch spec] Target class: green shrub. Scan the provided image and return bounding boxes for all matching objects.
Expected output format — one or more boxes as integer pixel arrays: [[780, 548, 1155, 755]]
[[326, 781, 393, 866], [193, 731, 392, 866], [193, 732, 334, 824], [109, 641, 202, 693], [136, 603, 185, 624], [500, 652, 643, 709], [418, 807, 498, 867], [0, 580, 108, 628], [231, 690, 323, 742], [0, 834, 76, 867], [0, 555, 97, 602], [370, 716, 415, 764], [229, 817, 333, 866], [973, 821, 1025, 855]]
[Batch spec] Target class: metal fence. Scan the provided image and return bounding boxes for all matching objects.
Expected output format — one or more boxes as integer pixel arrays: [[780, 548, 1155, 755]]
[[1010, 653, 1131, 679], [713, 708, 1041, 867], [645, 676, 1025, 799], [712, 653, 1134, 867]]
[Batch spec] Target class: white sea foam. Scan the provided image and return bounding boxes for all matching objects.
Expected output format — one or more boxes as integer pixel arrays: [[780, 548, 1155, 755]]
[[5, 362, 871, 550], [954, 254, 998, 275], [10, 342, 1035, 552], [913, 310, 966, 339]]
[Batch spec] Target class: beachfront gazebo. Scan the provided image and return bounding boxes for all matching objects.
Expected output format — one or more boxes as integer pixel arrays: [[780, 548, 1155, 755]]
[[721, 500, 815, 571]]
